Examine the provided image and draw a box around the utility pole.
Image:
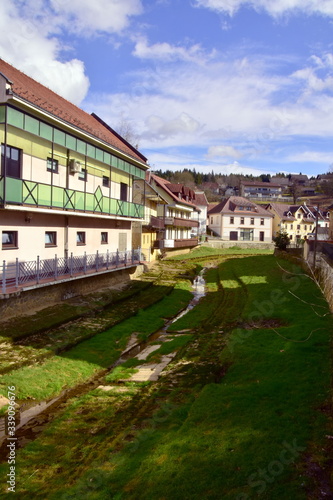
[313,203,319,269]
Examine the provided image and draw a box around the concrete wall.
[0,265,144,321]
[204,240,275,250]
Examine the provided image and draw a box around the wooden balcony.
[164,217,199,228]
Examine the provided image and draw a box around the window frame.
[46,157,59,174]
[2,230,18,249]
[240,217,245,225]
[45,231,57,247]
[76,231,86,245]
[102,175,110,188]
[78,168,87,182]
[101,231,108,244]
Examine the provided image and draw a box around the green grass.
[1,254,331,499]
[0,287,193,401]
[168,245,273,260]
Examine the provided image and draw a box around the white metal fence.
[1,248,142,294]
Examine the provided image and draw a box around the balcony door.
[1,144,21,178]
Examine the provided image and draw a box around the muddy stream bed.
[0,271,206,459]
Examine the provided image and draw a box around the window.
[240,229,254,241]
[2,231,18,249]
[1,144,21,178]
[260,218,264,226]
[120,182,128,201]
[304,225,307,231]
[76,231,86,245]
[45,231,57,246]
[210,217,213,224]
[297,213,301,219]
[102,176,110,187]
[101,232,108,244]
[78,168,87,181]
[250,217,254,225]
[297,225,300,230]
[47,157,58,173]
[230,217,234,224]
[290,224,293,229]
[240,217,244,224]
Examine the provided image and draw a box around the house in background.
[240,181,283,199]
[0,59,148,287]
[148,174,200,253]
[132,175,167,262]
[207,196,273,242]
[266,203,315,243]
[192,190,208,237]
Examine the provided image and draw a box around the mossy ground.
[0,250,332,499]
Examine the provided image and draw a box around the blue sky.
[1,1,333,178]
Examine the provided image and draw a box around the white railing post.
[36,256,40,283]
[84,252,87,274]
[96,250,99,272]
[70,252,73,277]
[15,258,19,288]
[2,260,6,294]
[54,254,58,280]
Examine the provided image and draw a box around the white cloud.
[0,3,89,104]
[194,0,333,18]
[143,113,202,139]
[287,151,333,163]
[207,145,243,159]
[0,0,144,104]
[49,0,143,35]
[132,37,216,63]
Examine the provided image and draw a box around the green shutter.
[24,115,40,135]
[7,107,24,128]
[40,122,53,141]
[54,129,66,146]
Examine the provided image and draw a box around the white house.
[207,196,273,242]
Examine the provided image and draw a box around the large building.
[0,59,149,290]
[148,174,199,253]
[207,196,273,242]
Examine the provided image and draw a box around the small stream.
[0,270,206,455]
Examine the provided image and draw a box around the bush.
[273,230,291,250]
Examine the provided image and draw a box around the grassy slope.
[1,253,331,499]
[58,254,331,500]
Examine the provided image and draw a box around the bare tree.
[116,118,140,150]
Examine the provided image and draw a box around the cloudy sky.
[2,0,333,177]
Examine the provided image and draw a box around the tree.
[289,181,302,204]
[116,118,140,149]
[273,230,291,250]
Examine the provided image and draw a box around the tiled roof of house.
[241,181,282,188]
[194,191,209,206]
[150,174,198,209]
[208,196,272,216]
[267,203,297,221]
[0,58,147,164]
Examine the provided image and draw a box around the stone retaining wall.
[0,265,144,321]
[204,240,275,250]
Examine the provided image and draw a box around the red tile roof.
[0,58,147,164]
[150,174,198,209]
[208,196,273,216]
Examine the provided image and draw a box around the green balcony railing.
[0,177,144,218]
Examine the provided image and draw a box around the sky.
[1,1,333,178]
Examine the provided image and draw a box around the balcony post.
[124,250,127,267]
[96,250,99,272]
[106,249,109,270]
[84,252,87,274]
[2,260,6,294]
[116,249,119,268]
